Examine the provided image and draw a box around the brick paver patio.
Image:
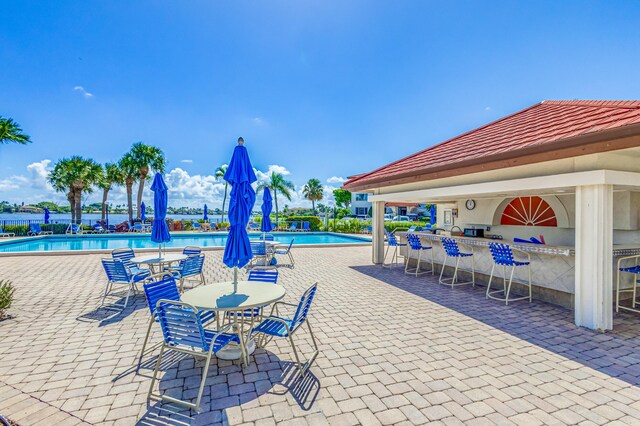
[2,246,640,425]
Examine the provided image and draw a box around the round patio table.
[131,253,187,273]
[181,281,286,363]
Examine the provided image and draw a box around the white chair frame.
[404,235,434,276]
[438,241,475,288]
[616,254,640,313]
[486,248,532,305]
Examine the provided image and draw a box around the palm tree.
[214,165,229,223]
[0,117,31,144]
[303,178,324,214]
[128,142,166,220]
[49,156,102,224]
[99,163,125,224]
[257,172,295,226]
[118,153,138,223]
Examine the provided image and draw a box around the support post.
[575,184,613,331]
[372,201,385,264]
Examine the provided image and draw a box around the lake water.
[0,213,223,224]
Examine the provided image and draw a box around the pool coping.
[0,232,371,257]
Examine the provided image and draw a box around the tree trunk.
[126,178,134,223]
[274,189,279,227]
[101,188,109,224]
[136,170,147,220]
[67,190,75,224]
[73,188,83,225]
[312,200,316,215]
[222,182,228,223]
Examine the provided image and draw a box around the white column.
[372,201,385,264]
[575,184,613,331]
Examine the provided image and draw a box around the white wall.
[435,190,640,246]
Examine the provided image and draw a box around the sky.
[1,0,640,209]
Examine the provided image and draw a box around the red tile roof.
[344,100,640,190]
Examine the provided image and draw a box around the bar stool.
[486,243,532,305]
[383,231,407,268]
[439,237,475,288]
[616,254,640,313]
[405,234,434,276]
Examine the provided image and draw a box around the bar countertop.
[397,231,640,257]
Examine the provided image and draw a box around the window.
[500,196,557,227]
[356,207,368,216]
[355,193,368,202]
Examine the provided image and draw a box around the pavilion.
[344,100,640,331]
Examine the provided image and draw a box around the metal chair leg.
[137,315,156,370]
[439,255,448,284]
[451,257,460,288]
[486,264,496,299]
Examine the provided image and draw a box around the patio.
[2,246,640,425]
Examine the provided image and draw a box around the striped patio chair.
[101,258,151,309]
[486,243,532,305]
[251,283,319,376]
[172,254,205,292]
[404,233,434,276]
[148,300,241,411]
[137,273,215,369]
[383,231,406,268]
[439,237,475,288]
[275,239,295,268]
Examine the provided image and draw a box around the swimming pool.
[0,232,371,253]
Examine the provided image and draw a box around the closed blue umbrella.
[203,204,208,221]
[260,187,273,233]
[151,174,171,258]
[44,208,50,224]
[140,202,146,222]
[223,138,257,291]
[430,204,436,227]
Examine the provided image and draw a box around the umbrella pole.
[158,244,162,259]
[233,267,238,293]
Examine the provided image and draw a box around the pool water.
[0,232,370,253]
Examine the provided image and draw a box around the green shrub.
[286,216,323,231]
[218,222,230,230]
[385,221,430,233]
[182,221,193,231]
[0,280,15,319]
[2,224,28,236]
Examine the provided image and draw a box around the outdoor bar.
[344,101,640,331]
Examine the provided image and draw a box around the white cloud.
[327,176,346,184]
[180,159,193,163]
[252,117,266,126]
[485,106,492,111]
[0,160,342,209]
[73,86,94,98]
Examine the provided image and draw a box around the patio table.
[181,281,286,364]
[131,253,187,273]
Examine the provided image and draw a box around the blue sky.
[1,1,640,207]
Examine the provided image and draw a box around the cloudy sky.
[2,1,640,208]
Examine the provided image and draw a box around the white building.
[350,192,371,217]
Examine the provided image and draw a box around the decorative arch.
[500,196,557,227]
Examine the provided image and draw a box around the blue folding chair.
[486,243,532,305]
[383,231,406,268]
[112,248,147,276]
[260,234,275,241]
[275,239,295,268]
[227,268,280,321]
[101,258,151,309]
[192,221,202,231]
[148,300,241,411]
[183,246,202,257]
[301,221,311,232]
[404,233,434,276]
[251,283,319,376]
[439,238,475,288]
[249,240,268,267]
[171,254,205,292]
[0,226,15,238]
[288,222,298,232]
[616,257,640,313]
[138,274,215,369]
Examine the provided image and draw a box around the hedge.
[285,216,323,231]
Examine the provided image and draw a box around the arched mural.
[500,196,558,227]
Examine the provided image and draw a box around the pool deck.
[2,246,640,425]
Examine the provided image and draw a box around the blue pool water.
[0,232,370,253]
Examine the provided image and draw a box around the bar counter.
[395,231,640,307]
